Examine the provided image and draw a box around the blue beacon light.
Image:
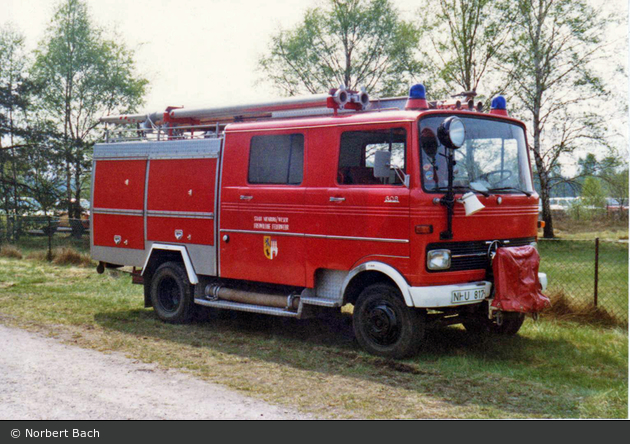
[490,95,508,116]
[405,83,428,110]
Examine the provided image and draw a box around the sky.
[2,0,628,163]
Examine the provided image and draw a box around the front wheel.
[150,261,196,323]
[493,312,526,335]
[463,308,525,336]
[353,283,425,359]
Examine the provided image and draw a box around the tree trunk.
[71,162,84,239]
[540,179,554,238]
[530,10,554,239]
[532,124,555,238]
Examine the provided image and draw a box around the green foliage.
[20,122,66,215]
[605,168,629,200]
[420,0,510,99]
[503,0,613,238]
[568,177,607,221]
[567,198,586,221]
[599,156,629,217]
[581,177,607,215]
[258,0,425,96]
[578,153,599,177]
[32,0,147,139]
[0,24,34,235]
[572,153,628,220]
[30,0,147,222]
[0,25,30,122]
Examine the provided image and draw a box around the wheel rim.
[363,300,401,346]
[156,276,181,313]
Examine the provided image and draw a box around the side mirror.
[437,116,466,149]
[373,150,391,178]
[421,128,439,159]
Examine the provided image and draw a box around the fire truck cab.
[92,84,548,358]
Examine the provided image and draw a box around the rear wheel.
[353,283,425,359]
[150,261,195,323]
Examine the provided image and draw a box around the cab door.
[219,131,307,287]
[306,124,412,274]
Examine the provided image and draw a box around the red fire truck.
[92,84,549,358]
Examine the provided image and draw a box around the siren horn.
[332,85,350,108]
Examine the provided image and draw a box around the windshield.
[419,116,533,194]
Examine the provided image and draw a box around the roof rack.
[99,88,410,144]
[98,82,510,144]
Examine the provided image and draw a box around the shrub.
[545,290,621,326]
[0,245,23,259]
[26,250,55,262]
[51,247,93,267]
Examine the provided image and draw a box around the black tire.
[150,261,196,323]
[463,309,525,336]
[353,283,425,359]
[493,312,526,335]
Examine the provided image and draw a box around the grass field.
[0,256,627,419]
[4,230,628,324]
[3,231,627,325]
[546,216,629,241]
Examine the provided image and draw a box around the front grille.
[426,237,535,272]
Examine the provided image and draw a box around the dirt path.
[0,324,308,420]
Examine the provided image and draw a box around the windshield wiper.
[434,185,490,197]
[487,186,532,197]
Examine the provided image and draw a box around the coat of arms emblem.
[263,236,278,260]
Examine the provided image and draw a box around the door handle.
[329,197,346,202]
[240,195,253,201]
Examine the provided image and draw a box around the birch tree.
[504,0,613,238]
[32,0,147,235]
[259,0,424,96]
[421,0,511,98]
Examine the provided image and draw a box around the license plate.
[451,288,486,304]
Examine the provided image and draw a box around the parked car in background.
[549,197,577,211]
[605,197,628,210]
[605,197,629,217]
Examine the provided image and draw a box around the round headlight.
[449,118,465,147]
[438,116,466,149]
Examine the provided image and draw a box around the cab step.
[300,296,341,308]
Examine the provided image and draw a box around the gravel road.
[0,324,308,420]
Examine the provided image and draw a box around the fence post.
[594,237,599,307]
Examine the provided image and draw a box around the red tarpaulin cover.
[491,245,551,313]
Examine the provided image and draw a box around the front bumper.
[409,280,492,308]
[408,272,548,308]
[538,272,548,292]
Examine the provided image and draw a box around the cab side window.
[337,128,406,185]
[248,134,304,185]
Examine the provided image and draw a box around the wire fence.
[538,238,628,326]
[0,215,90,259]
[0,215,627,326]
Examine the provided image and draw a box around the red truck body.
[91,85,548,358]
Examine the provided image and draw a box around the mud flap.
[491,245,550,313]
